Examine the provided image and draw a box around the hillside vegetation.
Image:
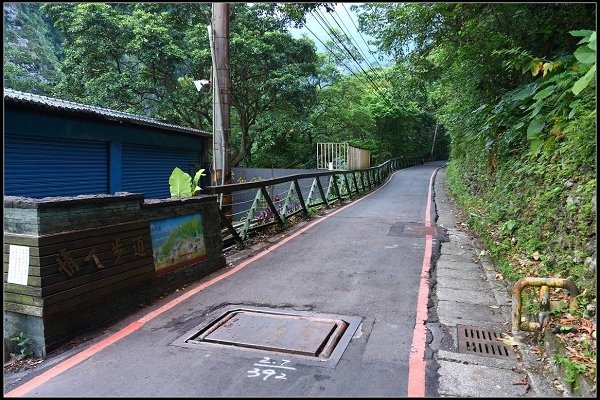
[357,3,596,388]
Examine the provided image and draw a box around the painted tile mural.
[150,213,206,273]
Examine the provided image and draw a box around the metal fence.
[206,156,425,250]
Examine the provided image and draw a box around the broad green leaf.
[533,85,556,100]
[529,138,544,156]
[574,46,595,64]
[570,29,594,39]
[192,169,206,188]
[528,101,543,118]
[169,167,192,197]
[588,31,596,51]
[568,108,576,119]
[527,114,545,139]
[572,64,596,95]
[513,84,538,101]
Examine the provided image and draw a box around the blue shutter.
[4,135,109,197]
[121,144,202,199]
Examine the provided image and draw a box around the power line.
[328,7,387,84]
[341,4,386,71]
[302,22,373,88]
[329,8,376,71]
[311,9,392,106]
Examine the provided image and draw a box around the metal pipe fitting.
[511,277,579,332]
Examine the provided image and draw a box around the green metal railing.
[205,156,425,249]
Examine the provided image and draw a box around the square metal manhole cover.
[457,324,515,359]
[173,306,362,367]
[388,222,438,238]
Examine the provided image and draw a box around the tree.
[42,2,214,129]
[228,4,319,166]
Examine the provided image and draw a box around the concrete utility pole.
[210,3,232,212]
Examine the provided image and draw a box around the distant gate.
[316,143,371,170]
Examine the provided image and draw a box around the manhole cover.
[388,222,438,237]
[457,324,515,359]
[173,306,362,367]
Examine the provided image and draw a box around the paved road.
[5,161,445,397]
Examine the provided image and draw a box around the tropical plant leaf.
[527,114,545,138]
[570,29,594,39]
[533,85,556,100]
[574,46,595,64]
[192,169,206,188]
[572,64,596,95]
[169,167,192,197]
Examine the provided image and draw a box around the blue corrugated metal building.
[4,89,212,199]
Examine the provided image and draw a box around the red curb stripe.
[6,169,403,397]
[407,167,441,397]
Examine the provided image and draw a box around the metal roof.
[3,88,211,138]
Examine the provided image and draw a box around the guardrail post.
[260,187,284,227]
[352,172,360,195]
[344,173,353,199]
[218,207,244,249]
[293,179,309,218]
[315,177,329,208]
[240,189,263,240]
[332,174,343,202]
[360,171,366,192]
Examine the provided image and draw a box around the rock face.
[3,3,63,94]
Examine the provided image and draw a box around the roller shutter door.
[121,144,202,199]
[4,135,109,198]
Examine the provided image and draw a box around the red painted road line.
[6,169,406,397]
[407,167,442,397]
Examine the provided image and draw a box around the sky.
[287,3,392,71]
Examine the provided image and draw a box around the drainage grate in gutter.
[456,324,515,359]
[172,306,362,367]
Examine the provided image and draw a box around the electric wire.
[302,22,375,90]
[328,7,389,89]
[341,4,386,71]
[312,8,385,97]
[329,7,384,79]
[311,9,392,106]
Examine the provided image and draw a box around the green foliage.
[10,332,31,358]
[169,167,205,197]
[3,3,64,94]
[555,355,588,385]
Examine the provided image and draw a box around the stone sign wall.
[3,193,226,357]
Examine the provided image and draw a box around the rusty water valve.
[511,277,579,332]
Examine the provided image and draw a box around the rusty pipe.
[511,277,579,332]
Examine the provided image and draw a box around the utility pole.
[210,3,232,213]
[430,122,439,161]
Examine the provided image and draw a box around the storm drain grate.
[456,324,515,359]
[172,306,362,366]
